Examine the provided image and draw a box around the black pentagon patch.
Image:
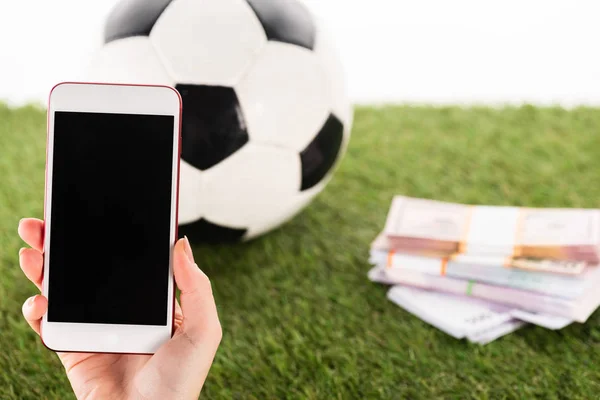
[246,0,316,50]
[179,218,247,243]
[300,114,344,191]
[176,85,249,171]
[104,0,174,43]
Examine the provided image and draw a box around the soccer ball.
[86,0,352,242]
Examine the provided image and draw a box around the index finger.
[18,218,44,252]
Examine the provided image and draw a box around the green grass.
[2,103,600,399]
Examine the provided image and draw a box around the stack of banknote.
[369,196,600,344]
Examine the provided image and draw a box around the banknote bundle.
[369,196,600,344]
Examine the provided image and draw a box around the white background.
[1,0,599,106]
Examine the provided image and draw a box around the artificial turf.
[2,103,600,399]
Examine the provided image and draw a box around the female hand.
[18,218,222,400]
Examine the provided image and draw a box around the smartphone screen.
[47,111,175,326]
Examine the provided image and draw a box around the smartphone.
[42,83,182,354]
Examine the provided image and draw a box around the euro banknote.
[383,196,600,264]
[371,234,595,298]
[386,286,527,344]
[370,265,600,322]
[510,309,572,330]
[370,267,572,329]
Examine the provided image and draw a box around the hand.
[17,218,222,400]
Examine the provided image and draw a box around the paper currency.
[369,195,599,344]
[468,320,526,345]
[386,286,526,344]
[383,196,600,264]
[369,265,598,322]
[509,310,572,330]
[374,270,573,330]
[370,241,594,299]
[510,258,586,274]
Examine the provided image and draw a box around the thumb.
[173,237,222,344]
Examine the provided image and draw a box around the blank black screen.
[48,111,174,326]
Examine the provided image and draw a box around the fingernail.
[27,296,36,307]
[183,236,195,264]
[19,247,26,256]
